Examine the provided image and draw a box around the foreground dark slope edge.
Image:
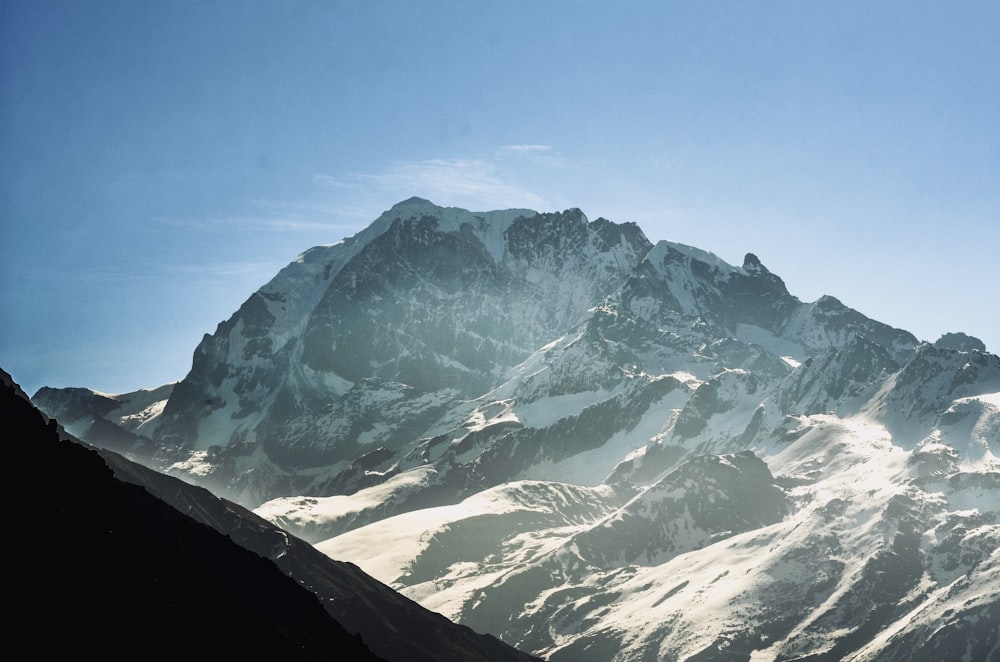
[26,199,1000,660]
[3,368,540,662]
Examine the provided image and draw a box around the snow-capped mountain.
[32,381,173,456]
[34,198,999,661]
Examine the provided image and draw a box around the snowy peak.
[625,240,799,336]
[376,196,540,264]
[145,200,656,502]
[934,331,987,353]
[881,342,1000,456]
[297,203,651,393]
[778,334,900,417]
[31,382,173,457]
[741,251,765,272]
[389,195,437,212]
[573,451,787,567]
[775,294,918,364]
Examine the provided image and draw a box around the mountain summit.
[34,199,999,661]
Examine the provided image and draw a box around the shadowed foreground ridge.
[6,370,381,659]
[5,367,540,662]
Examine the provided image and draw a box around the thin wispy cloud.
[312,174,362,190]
[498,144,553,154]
[495,143,569,170]
[369,158,548,209]
[315,155,552,212]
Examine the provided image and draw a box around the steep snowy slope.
[317,415,997,661]
[31,382,174,460]
[139,198,652,504]
[623,244,917,363]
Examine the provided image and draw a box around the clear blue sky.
[2,0,998,396]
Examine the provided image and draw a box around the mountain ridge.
[30,198,999,661]
[8,367,540,662]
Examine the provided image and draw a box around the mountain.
[32,381,173,456]
[6,369,381,659]
[33,198,1000,661]
[7,368,539,662]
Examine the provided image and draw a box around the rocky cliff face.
[130,198,652,503]
[33,198,999,661]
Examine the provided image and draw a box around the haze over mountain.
[33,199,999,661]
[4,2,998,397]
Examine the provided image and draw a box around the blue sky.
[2,0,998,395]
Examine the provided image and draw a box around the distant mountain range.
[32,198,999,660]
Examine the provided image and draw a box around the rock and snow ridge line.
[29,197,1000,662]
